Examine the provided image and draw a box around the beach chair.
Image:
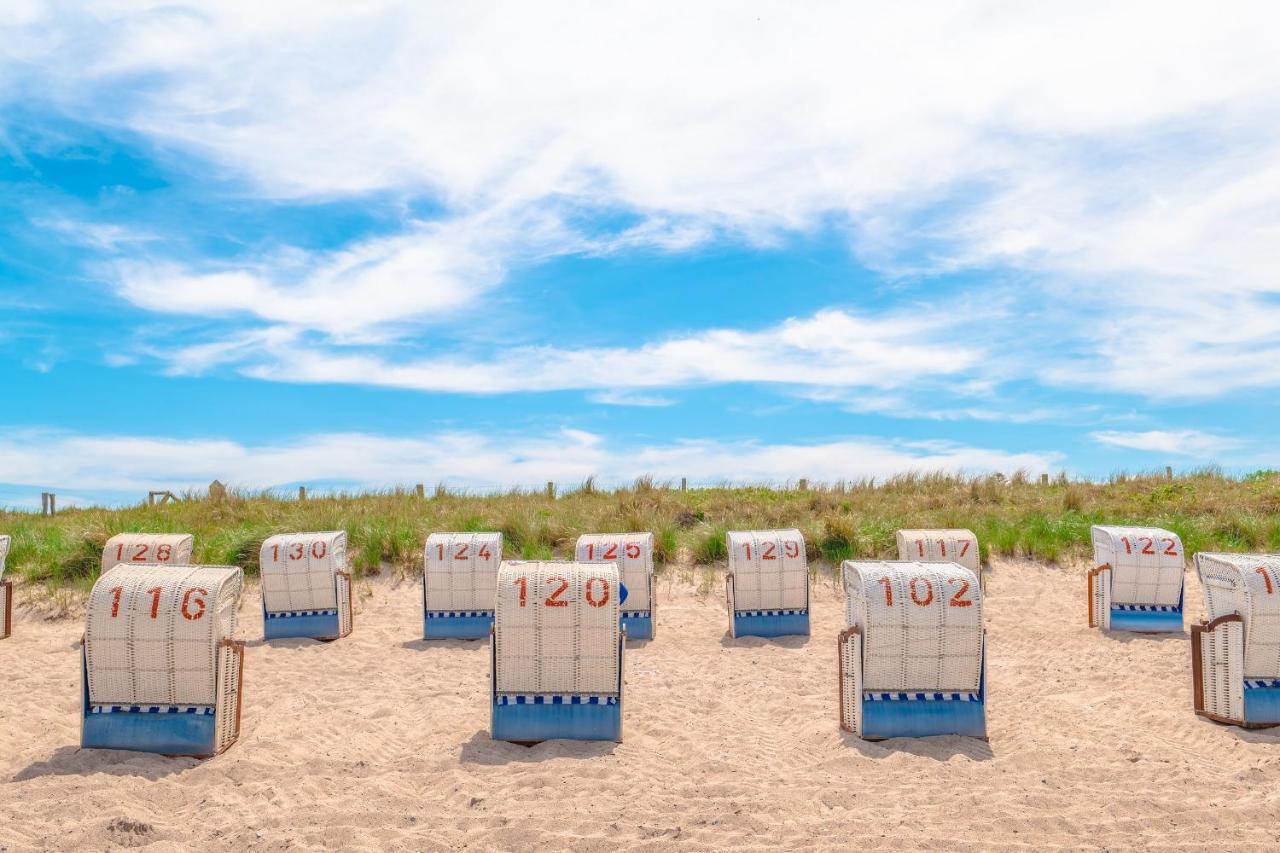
[259,531,352,641]
[81,564,245,757]
[0,534,10,640]
[101,533,194,573]
[1088,525,1184,633]
[725,529,809,638]
[1192,553,1280,728]
[575,532,656,640]
[423,532,503,639]
[896,528,981,588]
[838,560,987,739]
[491,561,623,743]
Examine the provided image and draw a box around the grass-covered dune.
[3,470,1280,592]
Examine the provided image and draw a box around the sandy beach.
[3,558,1280,851]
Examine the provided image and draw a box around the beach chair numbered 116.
[491,561,624,743]
[725,529,810,638]
[423,532,503,639]
[1192,553,1280,728]
[260,531,352,641]
[575,532,656,640]
[0,534,10,640]
[839,560,987,740]
[101,533,194,573]
[81,564,245,757]
[1088,525,1185,633]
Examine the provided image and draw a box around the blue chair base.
[1109,607,1182,633]
[423,612,494,640]
[621,612,653,641]
[264,610,341,641]
[861,696,987,739]
[82,709,218,757]
[491,699,621,743]
[1244,683,1280,726]
[732,610,809,638]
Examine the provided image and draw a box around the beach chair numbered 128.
[81,564,245,757]
[423,532,503,639]
[101,533,194,573]
[725,529,810,638]
[260,531,352,641]
[1088,525,1185,633]
[575,532,656,640]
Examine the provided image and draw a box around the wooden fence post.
[299,486,307,501]
[798,478,808,491]
[546,481,556,499]
[680,477,687,492]
[415,483,425,498]
[1166,466,1173,480]
[1040,473,1049,485]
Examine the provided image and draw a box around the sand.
[3,558,1280,851]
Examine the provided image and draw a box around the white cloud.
[1091,429,1241,457]
[588,390,676,408]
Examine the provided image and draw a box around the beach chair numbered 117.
[101,533,194,573]
[1088,526,1185,633]
[423,532,503,639]
[491,561,624,743]
[575,532,656,640]
[896,528,982,589]
[839,560,987,740]
[260,531,352,641]
[81,564,245,757]
[725,529,810,638]
[1192,553,1280,728]
[0,534,10,640]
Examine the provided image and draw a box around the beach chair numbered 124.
[1088,525,1185,633]
[260,531,352,641]
[0,534,10,640]
[81,564,245,757]
[725,529,810,638]
[423,532,503,639]
[839,560,987,740]
[101,533,194,573]
[575,532,656,640]
[491,561,624,743]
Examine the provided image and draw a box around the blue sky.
[2,2,1279,508]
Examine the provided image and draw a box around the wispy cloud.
[1091,429,1241,457]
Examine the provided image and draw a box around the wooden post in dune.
[415,483,425,498]
[1040,473,1049,485]
[1166,466,1173,480]
[41,492,55,516]
[680,477,687,492]
[798,478,808,491]
[546,481,556,499]
[299,486,307,501]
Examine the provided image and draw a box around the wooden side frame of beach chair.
[1191,613,1246,727]
[0,580,11,640]
[1087,563,1111,629]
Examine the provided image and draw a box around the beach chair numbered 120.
[260,531,352,641]
[839,560,987,740]
[1192,553,1280,728]
[896,528,982,588]
[423,532,503,639]
[101,533,194,573]
[491,561,623,743]
[575,532,656,640]
[81,564,245,757]
[1088,525,1185,633]
[0,534,10,640]
[725,529,810,638]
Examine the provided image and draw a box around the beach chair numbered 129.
[260,531,352,641]
[81,564,245,757]
[575,532,656,640]
[839,560,987,740]
[1088,526,1185,633]
[725,529,810,638]
[423,532,503,639]
[491,561,624,743]
[0,534,10,640]
[101,533,194,573]
[1192,553,1280,728]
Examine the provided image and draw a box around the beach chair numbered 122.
[1088,525,1185,633]
[260,531,352,641]
[575,532,656,640]
[725,529,810,638]
[423,532,503,639]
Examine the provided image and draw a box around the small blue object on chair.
[730,609,810,639]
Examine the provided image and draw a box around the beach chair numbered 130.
[725,529,810,638]
[260,531,352,641]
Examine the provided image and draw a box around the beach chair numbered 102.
[101,533,194,573]
[260,531,352,641]
[423,532,503,639]
[1192,553,1280,728]
[491,561,624,743]
[81,564,245,757]
[0,534,10,640]
[725,529,810,638]
[1088,525,1185,633]
[838,560,987,740]
[575,532,656,640]
[896,528,982,589]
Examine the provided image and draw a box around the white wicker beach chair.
[423,532,503,639]
[0,534,10,640]
[896,529,981,587]
[1192,553,1280,728]
[101,533,194,573]
[1088,525,1185,633]
[259,531,351,641]
[82,564,245,757]
[838,560,987,739]
[575,532,656,640]
[491,560,623,743]
[725,529,809,638]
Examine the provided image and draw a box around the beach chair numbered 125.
[725,529,810,638]
[575,532,656,640]
[260,531,352,641]
[839,560,987,740]
[1192,553,1280,728]
[101,533,194,573]
[423,532,503,639]
[1088,525,1185,633]
[81,564,245,757]
[0,534,10,640]
[491,561,624,743]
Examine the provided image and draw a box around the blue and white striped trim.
[864,692,980,702]
[495,694,619,706]
[621,610,652,618]
[1113,604,1180,612]
[90,704,215,715]
[1245,679,1280,689]
[734,609,808,617]
[425,610,494,619]
[266,609,338,618]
